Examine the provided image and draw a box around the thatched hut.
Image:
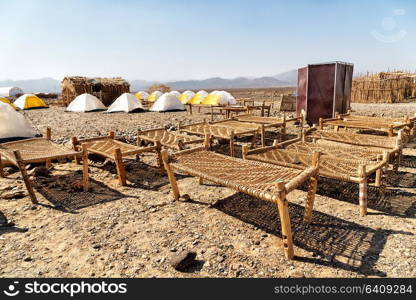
[61,76,130,106]
[351,72,416,103]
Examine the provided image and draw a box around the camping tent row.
[66,92,185,113]
[141,90,236,106]
[181,90,236,105]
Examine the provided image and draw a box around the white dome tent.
[222,91,236,104]
[150,93,185,112]
[107,93,144,113]
[169,90,181,97]
[0,86,24,97]
[179,90,195,104]
[0,102,36,141]
[66,93,106,112]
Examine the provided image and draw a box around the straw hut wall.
[351,72,416,103]
[61,76,130,106]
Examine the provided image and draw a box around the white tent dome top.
[66,93,106,112]
[107,93,144,113]
[169,90,181,97]
[150,93,185,112]
[196,90,208,96]
[0,102,36,140]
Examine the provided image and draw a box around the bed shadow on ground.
[305,178,416,217]
[33,176,125,212]
[212,193,412,276]
[400,155,416,168]
[93,159,188,191]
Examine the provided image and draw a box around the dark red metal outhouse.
[296,61,354,124]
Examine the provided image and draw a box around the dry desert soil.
[1,102,415,278]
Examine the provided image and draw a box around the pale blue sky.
[0,0,415,81]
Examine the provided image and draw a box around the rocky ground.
[0,103,415,278]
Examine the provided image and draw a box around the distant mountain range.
[0,70,298,93]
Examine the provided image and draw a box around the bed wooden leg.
[388,125,394,137]
[82,144,89,192]
[198,177,203,185]
[71,137,81,164]
[394,150,402,172]
[261,124,265,147]
[13,150,38,204]
[359,165,367,216]
[161,150,180,201]
[375,154,382,187]
[303,175,317,224]
[276,181,294,260]
[281,124,287,142]
[0,153,4,178]
[114,148,127,186]
[45,127,52,168]
[154,141,164,173]
[230,131,235,157]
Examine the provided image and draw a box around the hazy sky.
[0,0,415,81]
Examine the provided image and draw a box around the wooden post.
[189,104,193,115]
[260,124,265,147]
[161,150,180,201]
[229,131,235,157]
[136,136,142,147]
[13,150,38,204]
[109,131,115,139]
[359,165,367,216]
[375,154,383,187]
[46,127,51,140]
[114,148,127,186]
[155,141,164,173]
[241,145,248,160]
[210,106,214,122]
[204,134,212,150]
[281,123,286,142]
[45,127,52,168]
[82,144,89,192]
[0,153,4,177]
[303,151,320,224]
[319,118,323,130]
[275,180,294,260]
[387,125,394,137]
[71,137,81,164]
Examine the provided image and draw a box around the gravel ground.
[0,103,415,278]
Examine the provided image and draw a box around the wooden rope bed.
[306,128,404,171]
[319,112,415,137]
[0,128,89,204]
[72,131,162,186]
[137,128,204,150]
[243,140,390,216]
[161,145,320,259]
[178,120,262,157]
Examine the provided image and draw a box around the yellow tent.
[134,91,149,101]
[0,97,17,110]
[14,94,48,110]
[188,90,208,104]
[201,93,221,105]
[147,91,162,102]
